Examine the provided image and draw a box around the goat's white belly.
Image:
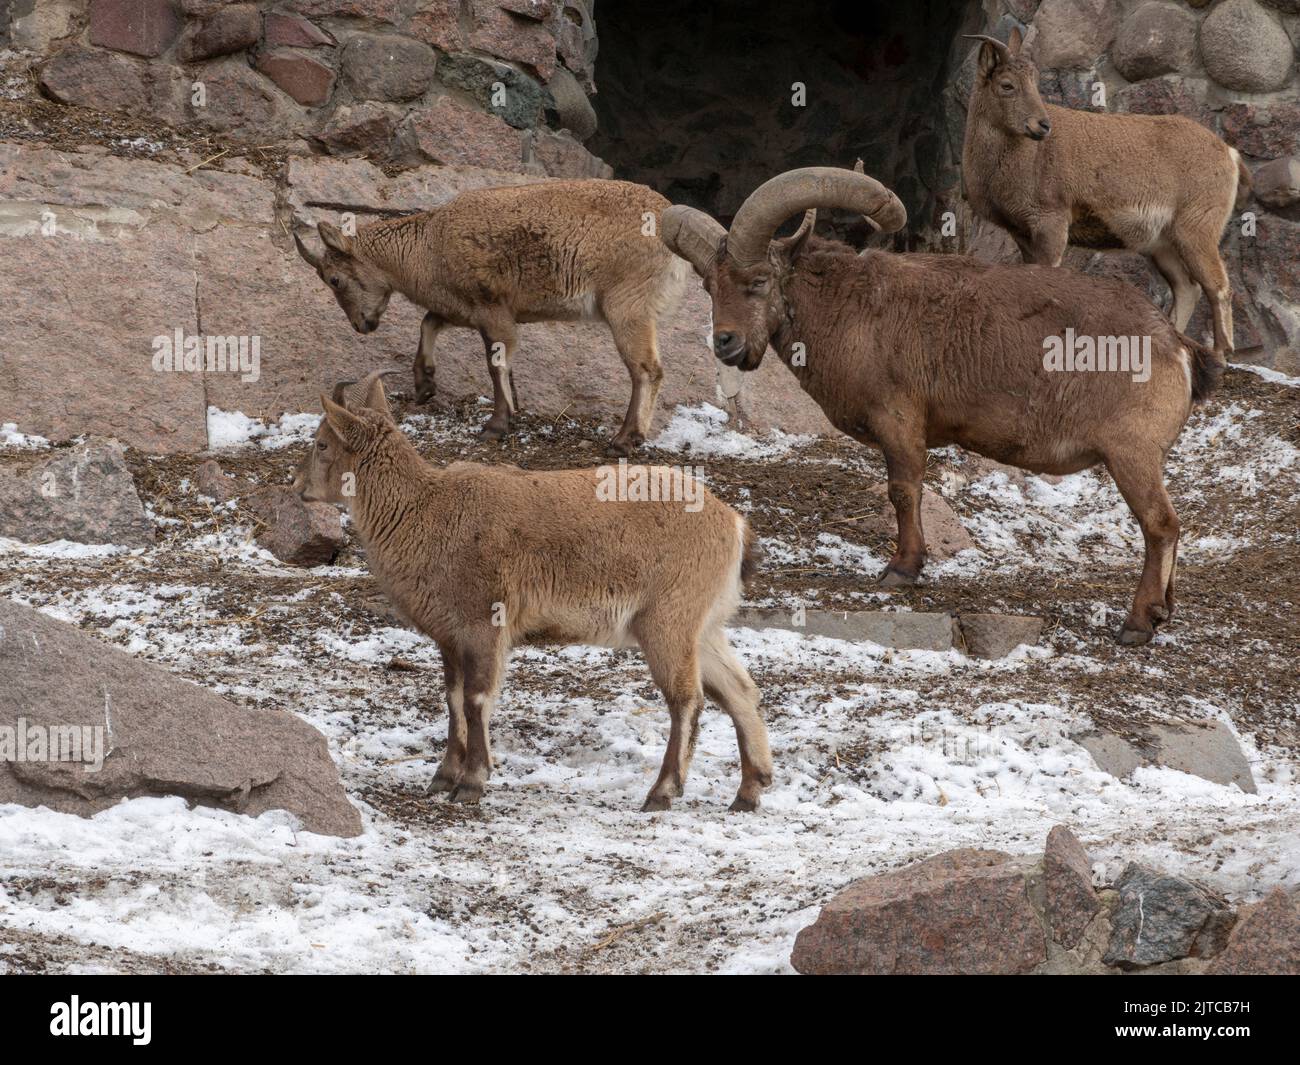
[1105,203,1174,252]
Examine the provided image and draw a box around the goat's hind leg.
[636,621,704,812]
[1105,452,1180,646]
[604,307,663,457]
[877,438,928,588]
[447,632,507,804]
[413,311,444,404]
[699,626,771,812]
[426,643,467,794]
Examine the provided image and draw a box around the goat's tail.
[1231,148,1251,211]
[739,517,763,592]
[1181,332,1224,404]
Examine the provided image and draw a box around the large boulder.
[246,485,345,566]
[1199,0,1295,94]
[1112,2,1197,82]
[0,439,154,547]
[791,849,1047,974]
[0,599,361,838]
[1027,0,1118,71]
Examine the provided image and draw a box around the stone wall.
[936,0,1300,369]
[14,0,608,177]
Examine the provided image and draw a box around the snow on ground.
[1,382,1298,973]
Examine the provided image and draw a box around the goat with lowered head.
[961,28,1248,358]
[293,371,772,812]
[294,179,688,455]
[661,166,1221,645]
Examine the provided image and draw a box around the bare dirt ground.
[0,367,1297,974]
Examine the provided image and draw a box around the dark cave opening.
[588,0,977,244]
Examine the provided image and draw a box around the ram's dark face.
[703,248,788,372]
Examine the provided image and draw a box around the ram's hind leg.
[876,432,929,588]
[426,643,466,794]
[1105,452,1180,646]
[413,311,444,404]
[1149,245,1200,332]
[699,627,771,812]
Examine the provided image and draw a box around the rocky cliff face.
[0,1,1296,453]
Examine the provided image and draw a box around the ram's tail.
[739,519,762,592]
[1231,148,1251,211]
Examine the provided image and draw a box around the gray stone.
[732,608,957,650]
[792,849,1047,975]
[339,33,438,102]
[1112,2,1197,82]
[314,102,404,158]
[1075,720,1257,793]
[1199,0,1295,94]
[404,94,525,171]
[245,485,345,566]
[0,440,153,547]
[0,598,361,837]
[39,48,188,124]
[437,53,546,131]
[195,459,245,502]
[1028,0,1119,70]
[89,0,182,58]
[1044,825,1099,948]
[176,4,262,62]
[1254,156,1300,210]
[959,614,1044,658]
[254,50,336,108]
[1103,863,1230,967]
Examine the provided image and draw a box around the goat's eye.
[329,276,340,289]
[1000,82,1016,93]
[317,440,328,452]
[748,279,769,295]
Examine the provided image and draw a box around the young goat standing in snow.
[293,371,772,812]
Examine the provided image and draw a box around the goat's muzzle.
[713,331,747,366]
[1026,118,1051,141]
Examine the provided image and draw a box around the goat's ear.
[321,393,366,449]
[977,41,1000,78]
[363,374,394,423]
[777,209,816,263]
[318,221,354,257]
[1007,26,1023,55]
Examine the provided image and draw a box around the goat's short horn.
[331,379,357,406]
[293,228,322,269]
[962,34,1012,60]
[727,167,907,267]
[659,205,727,277]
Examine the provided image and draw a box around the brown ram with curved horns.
[662,166,1222,646]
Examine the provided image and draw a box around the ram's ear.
[321,393,366,449]
[978,40,1000,78]
[1008,26,1023,56]
[362,372,395,424]
[778,209,816,263]
[318,221,354,257]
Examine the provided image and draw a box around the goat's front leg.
[478,317,519,441]
[426,643,466,794]
[605,307,662,456]
[412,312,444,404]
[449,634,507,804]
[1026,215,1068,267]
[878,440,928,588]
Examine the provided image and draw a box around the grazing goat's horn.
[962,34,1012,62]
[331,379,356,406]
[659,205,727,277]
[727,167,907,267]
[293,228,322,269]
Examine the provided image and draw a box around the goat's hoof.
[479,424,508,442]
[425,774,456,795]
[449,782,484,804]
[606,436,641,457]
[728,795,760,813]
[640,794,672,813]
[878,567,917,589]
[1117,624,1153,646]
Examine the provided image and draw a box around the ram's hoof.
[878,567,917,589]
[1117,625,1153,646]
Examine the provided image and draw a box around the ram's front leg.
[876,433,929,588]
[478,314,520,441]
[411,312,444,404]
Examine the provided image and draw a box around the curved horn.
[293,228,322,269]
[962,33,1012,62]
[659,205,727,277]
[331,379,356,406]
[727,167,907,266]
[331,369,399,409]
